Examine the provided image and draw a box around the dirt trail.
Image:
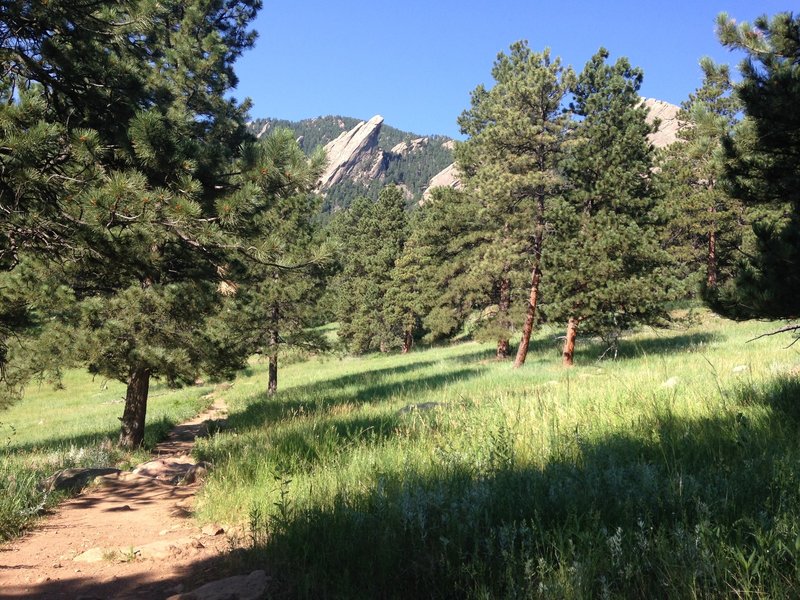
[0,396,243,599]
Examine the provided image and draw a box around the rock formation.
[391,137,429,156]
[318,115,385,190]
[422,163,462,201]
[641,97,682,148]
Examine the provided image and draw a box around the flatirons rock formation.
[642,97,682,148]
[318,115,385,190]
[422,163,462,201]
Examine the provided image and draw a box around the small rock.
[201,523,225,536]
[73,548,106,563]
[191,539,205,549]
[36,576,50,584]
[51,562,61,568]
[166,570,268,600]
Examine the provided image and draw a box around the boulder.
[39,467,122,493]
[132,458,211,485]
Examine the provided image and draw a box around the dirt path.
[0,396,244,599]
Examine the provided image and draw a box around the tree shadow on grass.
[578,331,721,363]
[227,365,486,433]
[3,414,177,455]
[238,375,800,599]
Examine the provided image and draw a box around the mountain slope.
[248,115,454,210]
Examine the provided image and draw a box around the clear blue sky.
[232,1,786,138]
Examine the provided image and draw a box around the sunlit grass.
[192,309,800,598]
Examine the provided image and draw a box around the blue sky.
[233,1,784,138]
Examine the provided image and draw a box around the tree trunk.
[513,195,546,369]
[267,302,279,395]
[119,366,151,448]
[513,266,542,368]
[562,317,578,367]
[706,206,718,289]
[496,276,511,359]
[401,327,413,354]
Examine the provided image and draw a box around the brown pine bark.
[496,276,511,359]
[513,267,541,368]
[513,195,545,369]
[562,317,578,367]
[119,366,151,448]
[401,328,413,354]
[267,302,279,395]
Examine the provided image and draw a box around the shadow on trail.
[0,548,257,600]
[240,374,800,599]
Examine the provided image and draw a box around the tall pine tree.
[543,49,674,365]
[330,186,408,353]
[1,0,261,447]
[708,12,800,321]
[221,129,327,395]
[657,58,742,295]
[457,42,574,366]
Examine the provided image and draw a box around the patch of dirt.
[0,397,249,599]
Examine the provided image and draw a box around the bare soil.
[0,397,247,599]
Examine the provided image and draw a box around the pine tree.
[1,0,262,447]
[456,41,574,365]
[221,129,327,395]
[330,186,408,353]
[707,12,800,321]
[656,58,742,295]
[543,49,674,365]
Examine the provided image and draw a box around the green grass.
[0,373,214,541]
[192,310,800,598]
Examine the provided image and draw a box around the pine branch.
[746,324,800,345]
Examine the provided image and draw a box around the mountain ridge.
[248,98,681,211]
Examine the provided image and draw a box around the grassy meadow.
[0,372,214,540]
[4,309,800,597]
[191,310,800,598]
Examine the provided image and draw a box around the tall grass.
[194,312,800,598]
[0,373,213,540]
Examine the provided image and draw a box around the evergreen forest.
[2,3,800,598]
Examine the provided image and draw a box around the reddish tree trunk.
[562,317,578,367]
[496,276,511,359]
[513,194,545,369]
[267,303,279,395]
[119,366,151,448]
[513,266,542,368]
[401,328,413,354]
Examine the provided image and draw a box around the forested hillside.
[248,115,454,209]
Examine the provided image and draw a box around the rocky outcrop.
[391,137,428,156]
[422,163,462,201]
[642,98,682,148]
[39,467,122,493]
[318,115,385,189]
